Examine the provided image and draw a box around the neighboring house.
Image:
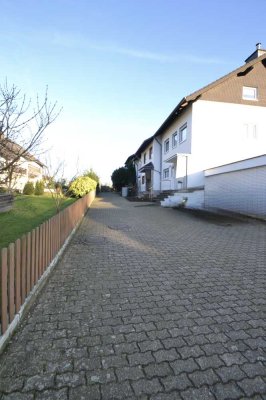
[133,136,162,196]
[0,135,44,192]
[132,44,266,207]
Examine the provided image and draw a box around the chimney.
[245,43,266,63]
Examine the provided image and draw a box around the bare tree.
[44,159,66,213]
[0,80,61,190]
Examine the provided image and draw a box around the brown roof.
[0,136,45,167]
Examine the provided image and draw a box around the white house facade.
[131,44,266,217]
[0,136,44,192]
[134,136,162,197]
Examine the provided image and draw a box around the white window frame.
[164,139,170,153]
[179,123,187,143]
[172,131,178,148]
[163,168,169,179]
[149,147,153,159]
[242,86,258,101]
[143,152,146,164]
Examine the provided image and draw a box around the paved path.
[0,193,266,400]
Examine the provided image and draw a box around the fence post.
[26,232,31,295]
[1,248,8,334]
[8,243,15,324]
[21,235,26,304]
[15,239,21,312]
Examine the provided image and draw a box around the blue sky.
[1,0,265,184]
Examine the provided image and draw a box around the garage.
[204,155,266,218]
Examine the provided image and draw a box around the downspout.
[154,137,162,192]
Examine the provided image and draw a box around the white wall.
[190,100,266,182]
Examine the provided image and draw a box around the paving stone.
[116,366,144,381]
[89,344,115,357]
[2,394,34,400]
[55,372,86,388]
[220,352,247,366]
[0,194,266,399]
[151,393,182,400]
[215,364,246,383]
[154,349,179,363]
[161,373,192,391]
[69,384,101,400]
[0,377,24,393]
[211,382,244,399]
[128,351,155,366]
[102,354,128,369]
[23,374,54,392]
[74,357,101,371]
[87,369,116,384]
[170,358,199,375]
[237,377,266,397]
[144,362,173,378]
[138,339,163,352]
[101,381,134,400]
[240,362,266,378]
[45,360,73,374]
[181,386,216,400]
[196,355,224,370]
[178,345,204,359]
[35,388,68,399]
[132,378,163,396]
[188,368,220,387]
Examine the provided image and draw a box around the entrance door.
[145,170,152,191]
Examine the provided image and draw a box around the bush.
[34,180,45,195]
[68,176,97,198]
[23,181,35,195]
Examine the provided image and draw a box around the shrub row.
[23,180,45,195]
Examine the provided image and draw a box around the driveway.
[0,193,265,399]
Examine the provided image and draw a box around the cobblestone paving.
[0,193,266,399]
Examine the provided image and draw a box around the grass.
[0,194,76,250]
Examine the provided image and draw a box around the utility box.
[121,187,128,197]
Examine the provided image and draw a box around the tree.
[111,159,136,192]
[44,159,66,213]
[83,168,100,184]
[0,80,61,191]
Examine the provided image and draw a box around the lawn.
[0,194,76,250]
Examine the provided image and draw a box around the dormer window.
[242,86,258,101]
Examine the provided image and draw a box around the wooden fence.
[0,194,14,213]
[0,191,95,336]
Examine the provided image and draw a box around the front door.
[145,170,152,191]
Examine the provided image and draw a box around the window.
[172,132,178,148]
[143,152,146,164]
[242,86,258,101]
[141,175,145,184]
[164,139,169,153]
[163,168,169,179]
[149,146,153,159]
[179,124,187,143]
[244,123,258,140]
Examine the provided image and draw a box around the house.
[0,135,44,192]
[133,136,162,197]
[132,44,266,216]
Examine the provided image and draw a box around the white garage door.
[205,166,266,217]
